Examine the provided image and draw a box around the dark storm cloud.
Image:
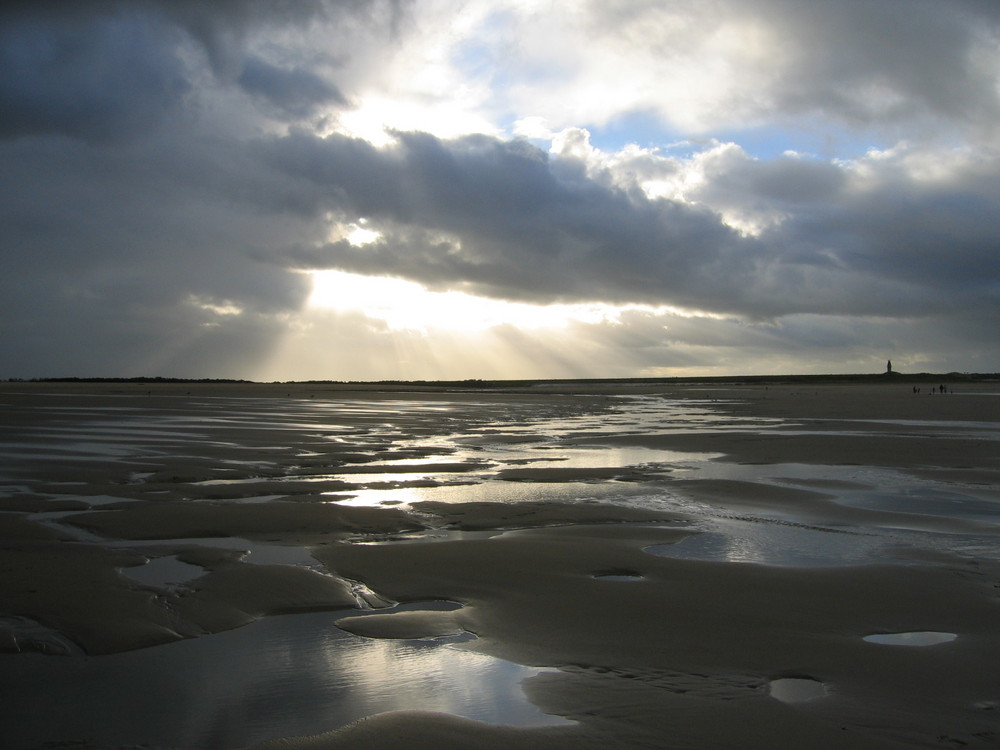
[775,172,1000,294]
[263,131,751,308]
[156,0,334,76]
[690,147,847,208]
[0,5,189,141]
[0,0,393,376]
[238,56,346,117]
[0,0,358,141]
[262,129,999,323]
[681,143,1000,316]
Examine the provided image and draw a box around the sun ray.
[303,269,683,334]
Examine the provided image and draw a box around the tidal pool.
[642,513,1000,567]
[768,677,827,703]
[643,517,885,567]
[863,631,957,646]
[0,607,568,750]
[120,554,204,589]
[834,487,1000,524]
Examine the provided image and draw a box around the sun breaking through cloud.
[2,0,999,380]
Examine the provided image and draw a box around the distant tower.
[886,359,892,374]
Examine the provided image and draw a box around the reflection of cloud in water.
[646,518,887,567]
[1,610,567,750]
[769,677,827,703]
[328,479,669,509]
[107,536,321,567]
[835,487,1000,524]
[646,511,1000,567]
[119,555,204,589]
[863,631,957,646]
[319,631,532,722]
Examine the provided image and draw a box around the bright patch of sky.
[708,125,890,161]
[306,270,650,333]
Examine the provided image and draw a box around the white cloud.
[348,0,1000,150]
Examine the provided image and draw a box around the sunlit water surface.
[769,677,828,703]
[1,607,567,750]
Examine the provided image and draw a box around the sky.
[2,0,999,381]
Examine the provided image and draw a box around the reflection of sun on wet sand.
[1,380,999,749]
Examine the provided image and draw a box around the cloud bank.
[1,0,998,379]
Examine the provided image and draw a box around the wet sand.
[1,380,998,749]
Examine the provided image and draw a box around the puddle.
[78,494,137,507]
[643,519,882,567]
[192,494,288,504]
[833,418,1000,439]
[593,574,645,582]
[768,677,827,703]
[0,609,569,750]
[863,631,957,646]
[835,488,1000,524]
[120,555,205,589]
[689,460,903,488]
[348,528,506,544]
[642,513,1000,567]
[109,536,322,568]
[348,455,477,468]
[327,478,665,509]
[494,446,715,471]
[591,568,646,583]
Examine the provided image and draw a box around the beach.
[1,380,998,749]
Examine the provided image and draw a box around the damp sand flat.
[0,380,999,750]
